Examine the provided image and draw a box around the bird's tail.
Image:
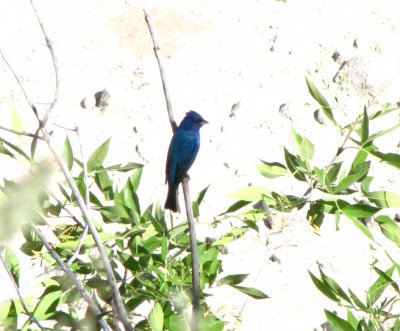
[164,185,180,213]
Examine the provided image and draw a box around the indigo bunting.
[165,111,208,212]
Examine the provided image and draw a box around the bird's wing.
[173,136,200,183]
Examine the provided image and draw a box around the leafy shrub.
[0,130,267,331]
[228,78,400,330]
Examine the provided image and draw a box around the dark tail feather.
[165,185,180,213]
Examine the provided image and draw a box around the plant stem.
[144,9,201,329]
[32,226,112,331]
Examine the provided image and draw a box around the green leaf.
[366,191,400,208]
[348,289,367,310]
[360,106,369,144]
[325,310,357,331]
[222,200,251,214]
[196,185,210,206]
[211,227,248,246]
[340,203,379,218]
[299,135,314,162]
[351,149,368,169]
[376,215,400,246]
[0,300,12,322]
[168,223,188,241]
[95,171,113,201]
[305,77,336,125]
[30,128,40,161]
[232,285,269,299]
[334,161,370,193]
[349,217,374,240]
[62,135,73,171]
[126,296,146,312]
[4,248,20,286]
[309,271,339,302]
[56,232,119,250]
[290,129,314,162]
[231,186,270,202]
[193,185,210,217]
[87,138,111,172]
[307,203,325,230]
[326,162,342,185]
[33,285,62,320]
[372,151,400,169]
[199,244,218,262]
[2,300,17,330]
[257,161,288,178]
[367,122,400,144]
[361,176,373,194]
[346,310,359,329]
[102,162,142,172]
[367,266,396,306]
[318,267,351,304]
[270,192,307,212]
[218,274,248,286]
[0,136,29,161]
[284,147,307,181]
[313,166,324,185]
[198,314,225,331]
[0,144,15,158]
[129,166,143,192]
[149,301,164,331]
[122,178,140,214]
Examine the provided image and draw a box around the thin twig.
[0,125,44,140]
[0,251,46,331]
[30,0,59,128]
[67,126,89,266]
[32,226,112,331]
[0,50,38,117]
[144,10,200,330]
[143,10,177,132]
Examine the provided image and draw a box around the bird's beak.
[200,119,209,126]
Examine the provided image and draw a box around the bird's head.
[180,110,208,129]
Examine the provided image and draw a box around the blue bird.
[165,111,208,213]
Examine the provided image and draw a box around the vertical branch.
[144,10,201,330]
[41,130,132,331]
[67,126,89,266]
[143,10,177,132]
[30,0,59,127]
[182,178,200,326]
[32,226,112,331]
[0,251,46,331]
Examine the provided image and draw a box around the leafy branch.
[1,2,131,330]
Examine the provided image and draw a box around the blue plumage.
[165,111,208,212]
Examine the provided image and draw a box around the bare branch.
[0,50,38,118]
[32,226,112,331]
[144,10,200,330]
[0,125,44,140]
[67,126,89,266]
[30,0,60,128]
[0,251,46,331]
[143,10,178,132]
[182,178,200,329]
